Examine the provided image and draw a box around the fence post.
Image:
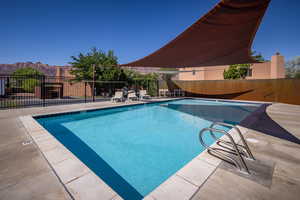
[157,80,159,97]
[92,64,95,102]
[42,75,46,107]
[84,82,87,103]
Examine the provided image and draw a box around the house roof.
[121,0,271,68]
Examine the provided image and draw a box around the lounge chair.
[159,89,169,97]
[173,89,185,97]
[111,91,123,102]
[128,92,138,101]
[140,90,151,100]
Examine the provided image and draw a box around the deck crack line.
[175,174,199,187]
[64,171,91,185]
[188,162,220,200]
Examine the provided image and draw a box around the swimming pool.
[36,99,261,200]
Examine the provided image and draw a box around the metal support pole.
[157,80,159,97]
[156,80,160,97]
[84,82,87,103]
[42,75,46,107]
[92,64,95,102]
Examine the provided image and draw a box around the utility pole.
[92,64,95,102]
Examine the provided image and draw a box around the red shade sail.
[121,0,271,68]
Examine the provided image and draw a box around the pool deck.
[0,99,299,200]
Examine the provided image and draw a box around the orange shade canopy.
[121,0,271,68]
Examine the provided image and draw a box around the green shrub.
[223,64,250,79]
[11,67,44,93]
[22,79,40,92]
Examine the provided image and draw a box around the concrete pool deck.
[0,99,299,200]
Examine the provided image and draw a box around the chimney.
[270,52,285,79]
[56,67,63,77]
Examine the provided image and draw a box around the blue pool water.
[36,99,260,200]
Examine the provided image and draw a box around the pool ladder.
[199,122,255,174]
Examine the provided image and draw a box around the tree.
[285,56,300,78]
[12,67,44,92]
[295,71,300,79]
[12,67,44,76]
[251,51,267,62]
[69,47,119,82]
[285,71,293,78]
[69,47,122,95]
[223,64,251,80]
[120,68,159,96]
[69,47,159,96]
[132,72,159,96]
[223,51,267,79]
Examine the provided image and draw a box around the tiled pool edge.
[31,98,182,119]
[19,103,250,200]
[19,115,119,200]
[143,126,248,200]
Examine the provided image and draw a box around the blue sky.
[1,0,299,65]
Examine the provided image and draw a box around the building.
[178,53,285,81]
[55,53,285,81]
[122,66,160,74]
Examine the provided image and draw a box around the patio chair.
[159,89,168,97]
[128,92,138,101]
[111,91,123,102]
[139,90,151,100]
[174,89,180,97]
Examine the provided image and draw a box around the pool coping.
[19,98,255,200]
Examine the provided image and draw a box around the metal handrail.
[199,127,250,174]
[209,122,255,160]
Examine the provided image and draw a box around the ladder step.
[199,123,255,174]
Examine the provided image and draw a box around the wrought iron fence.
[0,75,161,109]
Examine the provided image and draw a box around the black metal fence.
[0,75,160,109]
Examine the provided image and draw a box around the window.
[247,68,252,77]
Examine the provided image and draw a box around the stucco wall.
[178,67,205,80]
[271,54,285,79]
[178,54,285,80]
[247,62,271,79]
[203,66,227,80]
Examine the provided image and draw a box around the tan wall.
[178,54,285,80]
[178,67,206,80]
[56,67,73,77]
[203,66,228,80]
[55,67,92,97]
[247,62,271,79]
[62,81,92,97]
[162,79,300,105]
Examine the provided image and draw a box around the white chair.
[174,89,179,97]
[111,91,123,102]
[140,90,151,100]
[173,89,185,97]
[128,92,138,101]
[159,89,168,97]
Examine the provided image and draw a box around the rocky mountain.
[0,62,71,76]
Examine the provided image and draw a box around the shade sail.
[121,0,271,68]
